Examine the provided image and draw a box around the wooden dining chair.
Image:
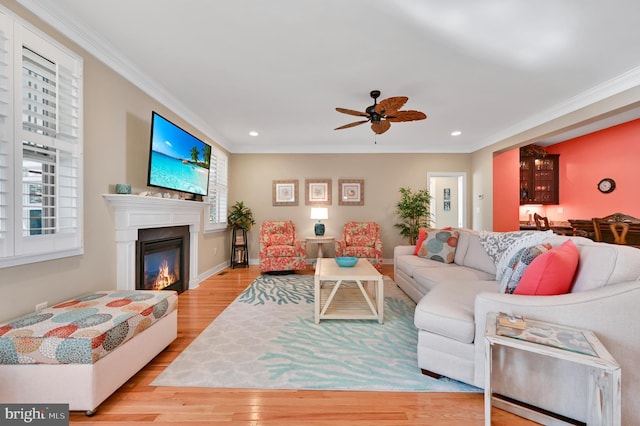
[592,218,630,245]
[569,219,596,239]
[609,222,630,245]
[533,213,550,231]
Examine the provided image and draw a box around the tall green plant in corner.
[394,187,432,245]
[227,201,255,231]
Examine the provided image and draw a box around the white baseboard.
[192,261,230,288]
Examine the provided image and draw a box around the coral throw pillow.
[417,229,459,263]
[514,240,579,295]
[414,227,452,256]
[500,243,552,294]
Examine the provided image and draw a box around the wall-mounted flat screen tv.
[147,111,211,197]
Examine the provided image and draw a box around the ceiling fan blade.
[371,120,391,134]
[375,96,408,116]
[335,107,369,117]
[334,120,369,130]
[386,110,427,122]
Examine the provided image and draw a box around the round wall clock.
[597,178,616,194]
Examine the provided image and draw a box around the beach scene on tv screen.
[149,116,211,195]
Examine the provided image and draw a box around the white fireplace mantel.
[103,194,206,291]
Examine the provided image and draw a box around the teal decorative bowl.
[335,257,358,267]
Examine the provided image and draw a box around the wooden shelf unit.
[230,227,248,269]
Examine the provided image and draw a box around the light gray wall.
[229,154,472,261]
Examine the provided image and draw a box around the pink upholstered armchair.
[335,221,383,272]
[259,220,307,273]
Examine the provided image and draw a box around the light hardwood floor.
[69,264,536,425]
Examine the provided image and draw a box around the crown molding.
[17,0,232,152]
[473,65,640,151]
[17,1,640,155]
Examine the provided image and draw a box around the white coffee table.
[314,258,384,324]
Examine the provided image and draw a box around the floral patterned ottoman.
[0,290,178,414]
[0,290,177,365]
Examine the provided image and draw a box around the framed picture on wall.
[305,178,332,205]
[338,179,364,206]
[444,187,451,210]
[272,179,298,206]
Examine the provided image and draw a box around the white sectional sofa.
[394,228,640,425]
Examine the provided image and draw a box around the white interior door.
[427,172,467,228]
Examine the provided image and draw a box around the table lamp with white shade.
[310,207,328,236]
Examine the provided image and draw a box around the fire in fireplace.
[136,226,189,293]
[144,242,180,290]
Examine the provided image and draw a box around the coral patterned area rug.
[152,274,479,392]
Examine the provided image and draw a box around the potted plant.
[227,201,255,231]
[394,187,432,245]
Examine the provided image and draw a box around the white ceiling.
[18,0,640,154]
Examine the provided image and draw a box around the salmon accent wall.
[493,149,520,231]
[494,118,640,231]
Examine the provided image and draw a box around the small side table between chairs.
[305,236,335,259]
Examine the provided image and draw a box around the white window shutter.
[205,146,228,232]
[0,12,14,259]
[0,8,83,267]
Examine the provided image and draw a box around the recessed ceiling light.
[249,131,259,137]
[451,130,462,136]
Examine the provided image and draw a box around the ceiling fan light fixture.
[367,107,381,123]
[334,90,426,135]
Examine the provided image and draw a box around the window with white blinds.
[0,12,13,260]
[205,146,228,232]
[0,9,83,268]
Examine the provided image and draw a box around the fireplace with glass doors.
[136,226,189,294]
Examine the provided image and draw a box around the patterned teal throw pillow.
[417,229,460,263]
[500,243,552,294]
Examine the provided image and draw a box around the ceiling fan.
[334,90,427,135]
